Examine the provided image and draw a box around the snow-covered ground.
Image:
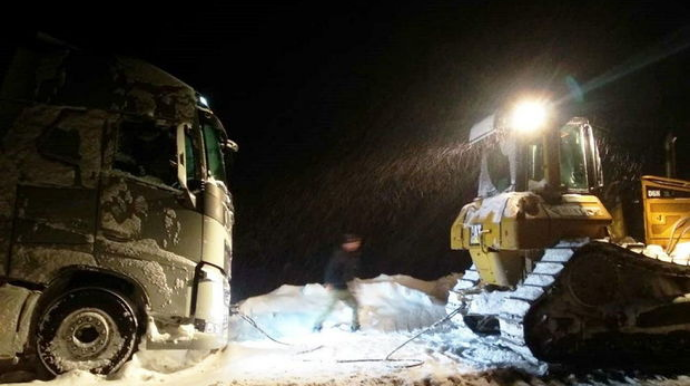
[641,242,690,265]
[3,274,690,386]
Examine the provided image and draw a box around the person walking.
[313,233,362,332]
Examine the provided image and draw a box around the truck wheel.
[36,288,140,376]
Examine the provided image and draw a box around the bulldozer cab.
[453,102,612,287]
[470,101,690,252]
[472,109,603,200]
[525,119,603,194]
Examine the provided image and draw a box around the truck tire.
[36,288,140,375]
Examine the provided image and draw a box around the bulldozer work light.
[510,101,547,133]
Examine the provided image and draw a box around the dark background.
[3,1,690,301]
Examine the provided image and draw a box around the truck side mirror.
[223,140,239,153]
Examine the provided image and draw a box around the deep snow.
[2,273,690,386]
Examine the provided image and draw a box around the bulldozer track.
[447,241,690,365]
[497,247,574,362]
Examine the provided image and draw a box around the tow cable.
[236,307,464,369]
[238,312,324,355]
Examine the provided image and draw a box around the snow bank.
[671,242,690,262]
[641,242,690,265]
[231,274,448,340]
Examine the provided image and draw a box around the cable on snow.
[237,306,465,369]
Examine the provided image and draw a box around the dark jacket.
[324,248,360,290]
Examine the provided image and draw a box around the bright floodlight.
[510,101,547,132]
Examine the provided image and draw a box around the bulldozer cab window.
[478,136,514,197]
[526,142,546,191]
[114,120,177,187]
[559,124,588,191]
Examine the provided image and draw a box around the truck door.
[96,117,202,318]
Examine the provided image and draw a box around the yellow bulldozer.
[448,97,690,364]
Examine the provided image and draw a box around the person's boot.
[350,322,360,332]
[312,324,323,333]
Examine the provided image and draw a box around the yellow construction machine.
[448,97,690,364]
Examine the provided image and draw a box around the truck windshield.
[200,111,229,186]
[559,123,588,191]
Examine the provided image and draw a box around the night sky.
[4,1,690,300]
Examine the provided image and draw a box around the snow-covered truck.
[0,35,236,375]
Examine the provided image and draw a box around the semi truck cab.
[0,36,236,375]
